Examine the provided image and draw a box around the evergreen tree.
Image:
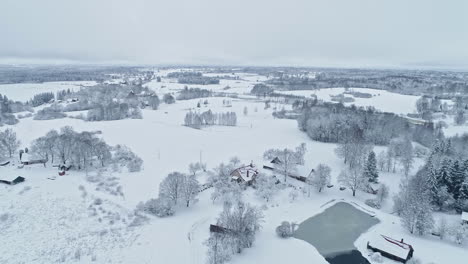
[364,151,379,183]
[449,160,465,200]
[438,158,452,189]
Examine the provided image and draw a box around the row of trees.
[30,127,142,172]
[184,110,237,128]
[177,87,212,100]
[30,92,55,107]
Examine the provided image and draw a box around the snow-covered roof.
[462,212,468,222]
[21,153,31,162]
[231,165,258,182]
[368,235,412,260]
[0,166,22,182]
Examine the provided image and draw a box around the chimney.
[401,239,404,243]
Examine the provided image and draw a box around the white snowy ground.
[0,81,98,102]
[1,78,467,263]
[276,88,422,115]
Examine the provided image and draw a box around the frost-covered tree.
[338,166,366,197]
[254,174,278,202]
[376,184,389,204]
[159,172,185,206]
[181,174,200,207]
[377,151,386,171]
[209,163,242,204]
[400,138,414,176]
[364,151,379,182]
[0,128,20,158]
[216,202,263,253]
[394,172,434,235]
[455,110,466,125]
[113,145,143,172]
[189,162,202,176]
[312,164,331,192]
[148,94,160,110]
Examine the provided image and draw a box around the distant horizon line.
[0,57,467,72]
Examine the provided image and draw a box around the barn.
[0,175,25,185]
[367,235,414,263]
[230,164,258,185]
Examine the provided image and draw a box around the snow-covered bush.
[365,199,381,209]
[370,252,383,263]
[34,104,67,120]
[276,221,293,238]
[113,145,143,172]
[163,93,175,104]
[137,197,175,217]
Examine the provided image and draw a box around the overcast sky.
[1,0,467,69]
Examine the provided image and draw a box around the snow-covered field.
[145,71,267,96]
[276,88,422,115]
[0,81,97,102]
[1,73,467,264]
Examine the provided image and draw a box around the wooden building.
[367,235,414,263]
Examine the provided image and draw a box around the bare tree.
[312,164,331,192]
[0,128,20,158]
[159,172,185,205]
[338,166,366,196]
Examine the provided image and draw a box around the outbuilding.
[0,175,25,185]
[367,235,414,263]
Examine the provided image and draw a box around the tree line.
[184,110,237,128]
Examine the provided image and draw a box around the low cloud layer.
[1,0,467,68]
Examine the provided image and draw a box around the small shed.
[230,164,258,185]
[462,212,468,224]
[0,175,25,185]
[367,235,414,263]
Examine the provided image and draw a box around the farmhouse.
[367,235,414,263]
[230,164,258,185]
[20,153,47,166]
[0,175,25,185]
[462,212,468,225]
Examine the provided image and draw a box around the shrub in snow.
[276,221,293,238]
[365,199,381,209]
[163,93,175,104]
[113,145,143,172]
[34,104,67,120]
[370,252,383,263]
[138,198,175,217]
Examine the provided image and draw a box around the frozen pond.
[294,202,379,264]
